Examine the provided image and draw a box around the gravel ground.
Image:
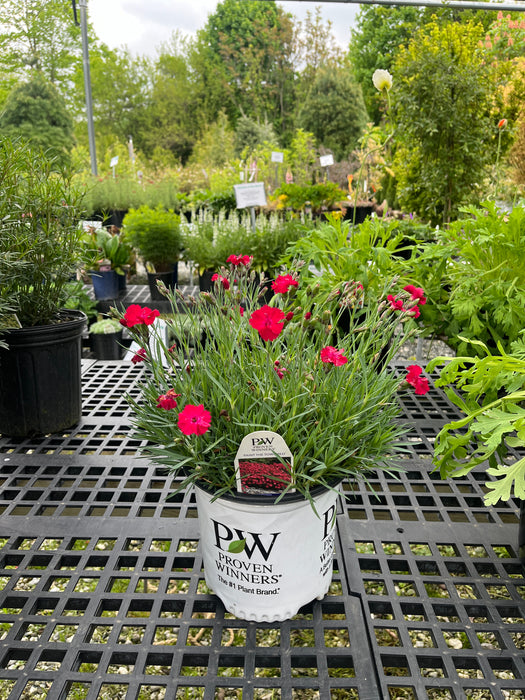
[395,337,455,363]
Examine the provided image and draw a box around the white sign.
[110,156,119,167]
[319,154,334,167]
[234,183,267,209]
[271,151,284,163]
[235,431,294,494]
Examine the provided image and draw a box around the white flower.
[372,69,393,92]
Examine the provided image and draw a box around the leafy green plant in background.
[63,280,98,325]
[283,213,429,305]
[392,19,499,225]
[410,202,525,354]
[122,205,182,273]
[182,211,307,275]
[427,339,525,504]
[82,227,133,274]
[181,212,245,274]
[271,182,347,214]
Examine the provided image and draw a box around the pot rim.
[195,478,341,506]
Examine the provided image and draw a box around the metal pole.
[78,0,97,175]
[257,0,525,11]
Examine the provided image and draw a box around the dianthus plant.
[112,260,428,501]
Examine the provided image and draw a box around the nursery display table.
[0,357,523,699]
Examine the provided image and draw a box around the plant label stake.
[234,431,294,495]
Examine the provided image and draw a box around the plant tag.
[234,431,294,494]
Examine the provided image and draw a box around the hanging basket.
[195,481,340,622]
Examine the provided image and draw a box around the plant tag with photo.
[235,431,294,494]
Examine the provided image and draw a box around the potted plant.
[89,318,123,360]
[83,226,133,300]
[427,340,525,570]
[122,205,182,301]
[0,138,88,437]
[112,259,429,621]
[181,214,245,291]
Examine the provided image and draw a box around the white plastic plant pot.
[194,482,340,622]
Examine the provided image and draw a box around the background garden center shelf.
[0,361,523,700]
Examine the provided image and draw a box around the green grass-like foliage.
[112,264,422,502]
[0,137,87,327]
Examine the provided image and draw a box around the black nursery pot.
[147,263,178,301]
[199,269,215,292]
[0,310,86,437]
[90,331,123,360]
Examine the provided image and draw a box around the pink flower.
[178,404,212,435]
[405,365,430,395]
[271,274,299,294]
[156,389,180,410]
[403,285,426,306]
[320,346,348,366]
[227,254,252,266]
[409,305,421,319]
[387,294,405,311]
[120,304,160,328]
[249,306,286,341]
[211,274,230,290]
[131,347,146,364]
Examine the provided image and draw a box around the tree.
[0,74,75,167]
[140,33,203,164]
[294,7,340,104]
[392,19,499,224]
[296,65,368,161]
[349,6,423,125]
[193,0,296,134]
[69,41,153,158]
[234,115,279,157]
[0,0,81,100]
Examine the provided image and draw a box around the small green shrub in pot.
[0,137,88,436]
[122,205,182,273]
[0,138,88,328]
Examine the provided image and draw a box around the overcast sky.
[87,1,359,57]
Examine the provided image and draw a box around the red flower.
[131,347,146,364]
[120,304,160,328]
[239,306,245,317]
[498,118,507,129]
[271,274,298,294]
[156,389,180,410]
[285,311,294,321]
[320,346,348,366]
[304,311,312,320]
[227,254,252,266]
[211,274,230,290]
[387,294,405,312]
[249,306,286,341]
[178,404,212,435]
[403,285,426,306]
[409,305,421,319]
[405,365,430,395]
